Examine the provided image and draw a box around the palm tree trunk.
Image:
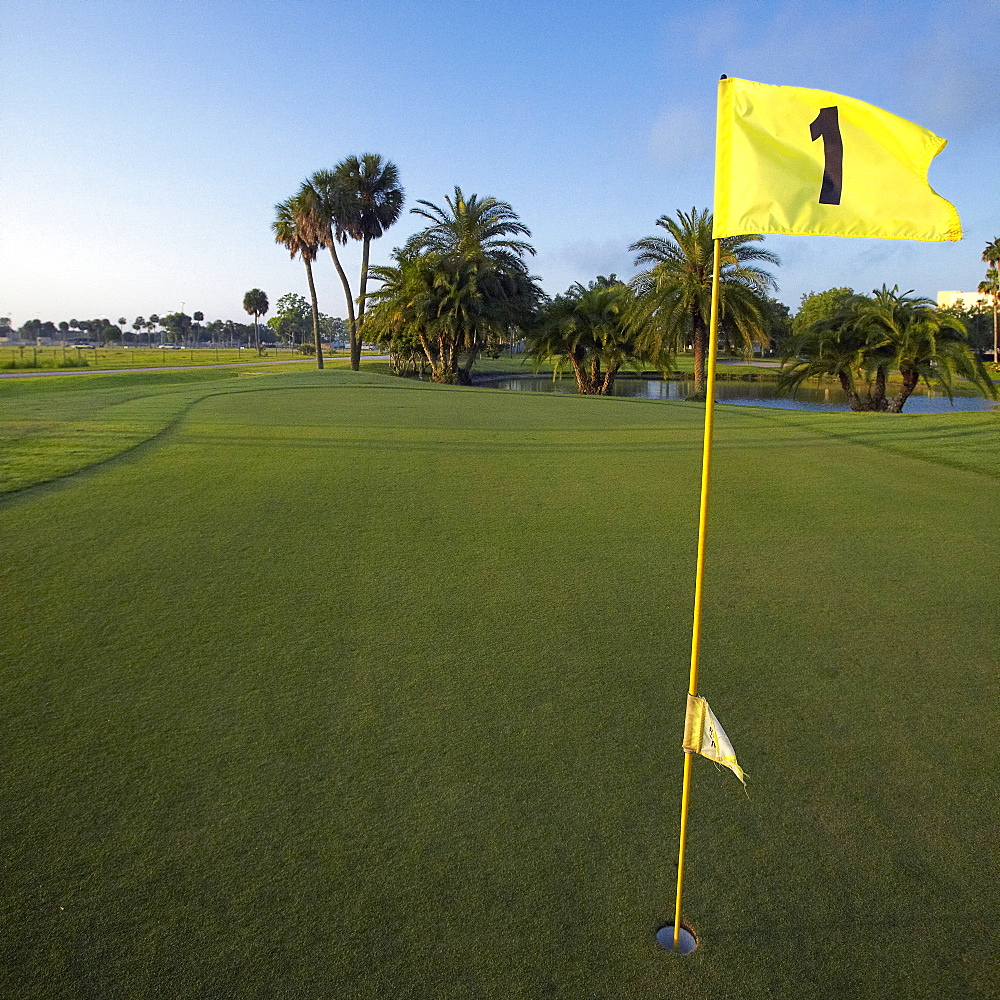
[874,365,888,410]
[417,332,440,379]
[440,338,459,383]
[690,311,707,400]
[326,239,359,371]
[993,294,998,365]
[357,236,371,334]
[600,362,620,395]
[423,333,455,383]
[837,372,861,411]
[254,315,260,355]
[569,351,597,393]
[888,368,919,412]
[448,330,466,382]
[569,353,587,393]
[417,332,434,368]
[304,258,323,370]
[458,347,477,386]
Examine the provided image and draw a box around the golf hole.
[656,924,698,954]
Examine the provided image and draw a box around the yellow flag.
[713,77,961,242]
[682,695,746,784]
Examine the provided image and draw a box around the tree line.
[521,208,781,398]
[362,195,784,394]
[780,285,996,412]
[8,144,995,414]
[354,185,996,411]
[3,304,349,353]
[3,314,250,348]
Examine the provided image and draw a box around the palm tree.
[364,249,460,382]
[366,243,536,385]
[273,191,324,368]
[408,186,535,268]
[308,171,361,369]
[979,243,1000,363]
[243,289,269,355]
[365,188,538,384]
[148,314,160,345]
[883,289,996,412]
[983,238,1000,363]
[630,208,779,399]
[780,286,996,412]
[189,310,202,352]
[976,270,998,331]
[528,278,663,394]
[332,154,404,343]
[404,187,538,382]
[779,307,877,412]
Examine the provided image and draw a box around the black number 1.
[809,106,843,205]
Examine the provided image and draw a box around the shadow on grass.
[0,383,335,505]
[735,407,1000,480]
[6,375,997,509]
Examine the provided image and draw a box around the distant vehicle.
[157,344,183,350]
[70,343,94,349]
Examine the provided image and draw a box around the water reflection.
[491,377,998,414]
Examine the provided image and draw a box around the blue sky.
[2,0,997,326]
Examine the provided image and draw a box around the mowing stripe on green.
[1,371,997,998]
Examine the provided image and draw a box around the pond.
[489,376,998,413]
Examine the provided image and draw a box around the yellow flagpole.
[672,237,722,951]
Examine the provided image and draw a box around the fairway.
[1,368,997,999]
[0,346,354,373]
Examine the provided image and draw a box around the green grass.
[1,369,998,998]
[0,361,360,494]
[743,406,1000,480]
[0,346,355,372]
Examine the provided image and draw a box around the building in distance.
[937,290,992,310]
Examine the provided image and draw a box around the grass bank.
[1,346,354,372]
[1,370,997,998]
[0,362,358,494]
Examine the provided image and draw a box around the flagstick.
[672,237,722,951]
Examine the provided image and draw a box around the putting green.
[1,369,997,999]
